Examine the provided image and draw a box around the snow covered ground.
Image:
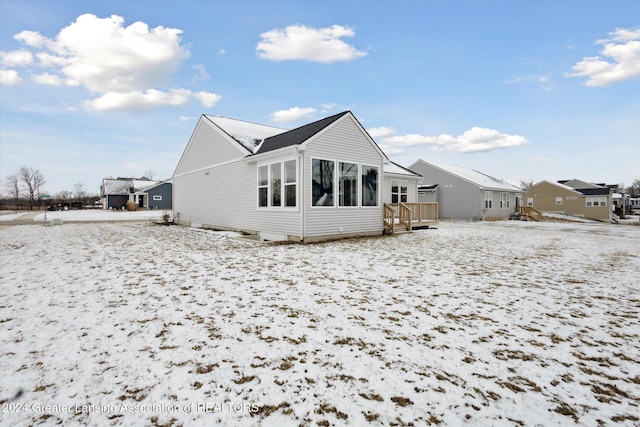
[0,209,165,222]
[1,220,638,426]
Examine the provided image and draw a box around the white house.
[172,111,432,242]
[409,160,523,220]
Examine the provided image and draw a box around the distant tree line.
[2,166,99,211]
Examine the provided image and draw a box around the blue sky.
[1,0,639,195]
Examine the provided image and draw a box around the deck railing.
[384,202,439,233]
[515,206,543,221]
[398,203,413,231]
[383,203,396,234]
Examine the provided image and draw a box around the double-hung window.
[258,166,268,207]
[500,192,510,208]
[555,196,563,205]
[484,191,493,209]
[258,160,296,208]
[283,160,296,207]
[391,180,408,203]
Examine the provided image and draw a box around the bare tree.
[17,166,46,210]
[625,178,640,195]
[4,174,21,211]
[143,169,156,180]
[56,190,71,201]
[73,183,87,203]
[519,179,534,190]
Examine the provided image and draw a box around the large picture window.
[362,165,378,207]
[339,162,358,207]
[312,159,335,206]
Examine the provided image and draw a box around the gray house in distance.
[144,181,172,210]
[409,160,523,220]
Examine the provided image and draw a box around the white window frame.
[527,197,533,207]
[283,159,297,208]
[500,192,511,209]
[555,196,562,205]
[338,161,359,207]
[361,164,379,208]
[311,158,380,209]
[258,165,268,208]
[311,158,336,207]
[153,195,162,201]
[257,159,297,209]
[484,191,493,209]
[391,179,408,204]
[586,196,607,207]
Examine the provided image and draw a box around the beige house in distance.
[524,180,611,222]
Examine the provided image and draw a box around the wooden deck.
[514,206,543,221]
[384,202,439,234]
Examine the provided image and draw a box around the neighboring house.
[417,184,439,203]
[524,180,611,222]
[172,111,431,242]
[408,160,523,220]
[144,181,173,210]
[101,177,159,210]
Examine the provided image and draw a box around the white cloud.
[14,30,47,48]
[381,127,529,153]
[9,14,221,111]
[504,74,555,91]
[256,24,367,63]
[366,126,395,138]
[84,88,192,111]
[271,107,317,122]
[191,64,210,82]
[0,49,34,67]
[192,91,222,108]
[32,72,63,86]
[0,69,21,85]
[566,27,640,87]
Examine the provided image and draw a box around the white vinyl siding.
[174,159,300,238]
[303,116,384,238]
[174,119,248,175]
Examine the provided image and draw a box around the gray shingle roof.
[254,111,350,154]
